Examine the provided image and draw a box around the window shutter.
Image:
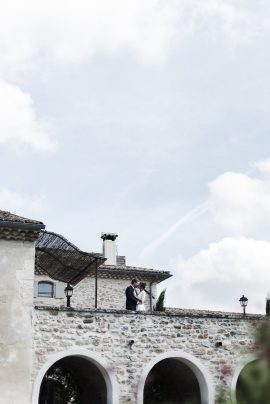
[34,280,38,298]
[55,282,66,299]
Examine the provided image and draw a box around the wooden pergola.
[35,230,106,307]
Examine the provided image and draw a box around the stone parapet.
[34,306,264,320]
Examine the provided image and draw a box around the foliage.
[216,319,270,403]
[39,364,80,404]
[155,289,166,312]
[236,358,270,404]
[215,389,231,404]
[266,293,270,316]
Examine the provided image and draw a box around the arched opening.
[143,358,200,404]
[235,359,270,404]
[138,352,212,404]
[32,347,120,404]
[38,355,107,404]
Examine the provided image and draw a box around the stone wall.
[0,239,36,404]
[32,307,261,404]
[34,275,157,311]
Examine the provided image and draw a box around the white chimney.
[101,233,118,265]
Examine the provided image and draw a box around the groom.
[125,278,140,310]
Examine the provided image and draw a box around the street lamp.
[64,283,73,308]
[239,295,248,316]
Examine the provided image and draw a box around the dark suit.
[125,285,137,310]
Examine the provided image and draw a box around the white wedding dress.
[136,290,146,311]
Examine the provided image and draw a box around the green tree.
[266,293,270,316]
[217,319,270,404]
[155,289,166,312]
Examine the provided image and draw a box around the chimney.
[116,255,126,266]
[101,233,118,265]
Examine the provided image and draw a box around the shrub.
[266,293,270,316]
[155,288,166,312]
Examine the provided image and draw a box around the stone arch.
[32,349,119,404]
[231,354,261,404]
[137,350,214,404]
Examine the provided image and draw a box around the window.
[38,281,54,298]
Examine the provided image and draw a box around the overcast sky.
[1,0,270,313]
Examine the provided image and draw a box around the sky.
[1,0,270,314]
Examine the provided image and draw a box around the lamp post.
[64,283,73,308]
[239,295,248,316]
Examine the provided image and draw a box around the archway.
[32,349,118,404]
[137,351,213,404]
[234,358,270,404]
[39,355,106,403]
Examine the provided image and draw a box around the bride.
[135,282,146,311]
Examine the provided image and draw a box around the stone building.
[0,210,265,404]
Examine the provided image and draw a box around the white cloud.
[0,188,44,217]
[146,159,270,313]
[0,0,265,77]
[193,0,260,43]
[144,160,270,259]
[0,0,180,73]
[252,158,270,176]
[208,168,270,237]
[0,0,266,151]
[0,80,55,150]
[167,237,270,314]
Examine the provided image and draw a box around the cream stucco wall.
[0,239,35,404]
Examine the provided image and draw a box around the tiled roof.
[0,210,45,241]
[35,262,172,282]
[100,264,170,274]
[0,210,44,225]
[98,264,172,282]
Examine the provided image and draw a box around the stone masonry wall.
[34,276,157,311]
[33,308,261,404]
